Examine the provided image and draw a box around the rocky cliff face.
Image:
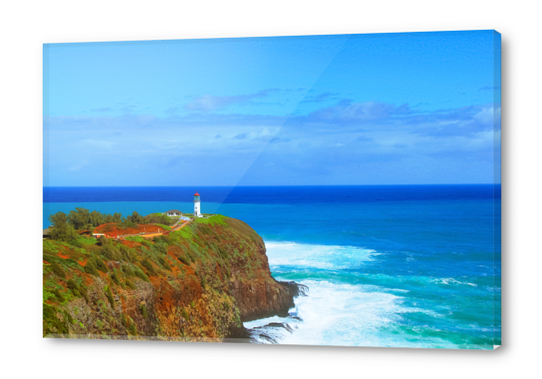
[43,215,298,342]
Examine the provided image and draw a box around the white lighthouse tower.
[193,192,202,218]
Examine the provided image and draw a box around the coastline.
[43,214,301,342]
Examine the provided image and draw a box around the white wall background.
[0,1,538,378]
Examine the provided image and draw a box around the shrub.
[97,235,110,244]
[120,219,138,229]
[66,279,82,297]
[52,289,65,303]
[188,251,196,263]
[178,255,190,265]
[139,304,148,318]
[123,247,138,262]
[125,279,136,290]
[122,264,134,277]
[128,319,137,335]
[155,242,168,254]
[141,259,156,276]
[125,235,145,243]
[51,262,66,279]
[93,257,108,273]
[144,213,175,226]
[63,310,74,325]
[78,283,88,298]
[101,244,121,261]
[110,270,120,286]
[134,266,149,282]
[105,285,115,308]
[84,261,99,276]
[67,277,81,289]
[155,255,171,271]
[43,304,68,336]
[119,244,136,262]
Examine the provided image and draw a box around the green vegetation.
[46,208,177,244]
[125,235,146,243]
[84,261,99,276]
[192,214,227,226]
[66,207,124,230]
[43,304,69,336]
[168,226,193,244]
[72,236,98,247]
[51,261,66,279]
[43,211,278,341]
[105,285,115,308]
[141,258,157,276]
[48,212,78,242]
[144,212,175,226]
[119,219,138,229]
[125,279,136,290]
[139,304,148,318]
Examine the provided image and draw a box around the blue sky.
[44,30,501,186]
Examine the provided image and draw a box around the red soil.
[119,240,142,248]
[94,223,166,238]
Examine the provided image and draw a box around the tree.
[112,212,123,223]
[89,210,104,227]
[144,213,175,226]
[68,207,91,230]
[48,212,78,242]
[128,211,145,224]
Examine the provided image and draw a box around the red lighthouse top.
[194,192,200,196]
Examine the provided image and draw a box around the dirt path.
[166,220,191,234]
[140,232,164,239]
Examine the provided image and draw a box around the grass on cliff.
[192,214,227,226]
[168,225,194,243]
[43,214,265,338]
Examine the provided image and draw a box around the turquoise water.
[43,185,501,349]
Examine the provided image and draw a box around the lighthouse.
[193,192,202,218]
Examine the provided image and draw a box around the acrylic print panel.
[43,30,501,349]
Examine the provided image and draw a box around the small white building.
[194,192,202,217]
[166,209,183,217]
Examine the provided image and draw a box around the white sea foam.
[246,241,460,348]
[265,241,377,271]
[247,278,456,348]
[433,278,478,287]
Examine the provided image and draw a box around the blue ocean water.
[43,185,501,349]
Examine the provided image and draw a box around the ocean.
[43,185,501,349]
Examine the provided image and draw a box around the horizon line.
[43,183,501,188]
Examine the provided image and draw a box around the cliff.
[42,215,298,342]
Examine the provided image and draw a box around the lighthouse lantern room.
[193,192,202,217]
